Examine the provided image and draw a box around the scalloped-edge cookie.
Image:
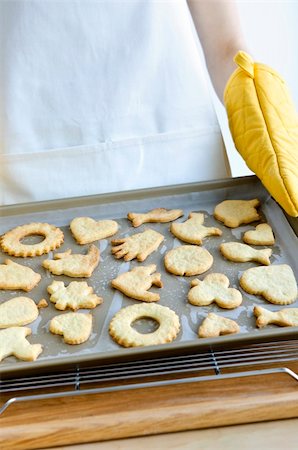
[109,303,180,347]
[188,273,242,309]
[111,229,164,262]
[254,305,298,328]
[164,245,213,276]
[50,313,93,344]
[70,217,118,244]
[198,313,240,338]
[0,222,64,257]
[0,259,41,291]
[240,264,297,305]
[243,223,275,246]
[220,242,272,265]
[127,208,183,227]
[0,327,43,362]
[42,244,100,277]
[0,297,39,328]
[47,280,103,311]
[111,264,163,302]
[170,212,222,245]
[214,199,260,228]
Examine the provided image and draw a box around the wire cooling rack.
[1,337,297,416]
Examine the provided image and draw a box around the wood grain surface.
[1,361,298,450]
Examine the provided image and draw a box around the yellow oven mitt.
[224,51,298,217]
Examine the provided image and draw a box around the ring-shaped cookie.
[0,222,64,257]
[109,303,180,347]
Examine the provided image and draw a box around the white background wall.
[213,0,298,177]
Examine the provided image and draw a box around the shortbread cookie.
[50,313,92,344]
[164,245,213,276]
[111,229,164,262]
[220,242,272,265]
[47,280,103,311]
[170,212,222,245]
[0,297,39,328]
[0,259,41,291]
[109,303,180,347]
[198,313,240,338]
[111,264,162,302]
[43,244,100,277]
[243,223,275,246]
[0,222,64,257]
[240,264,297,305]
[70,217,118,244]
[37,299,48,309]
[127,208,183,227]
[254,305,298,328]
[0,327,43,362]
[188,273,242,309]
[214,199,260,228]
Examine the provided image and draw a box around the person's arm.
[187,0,248,100]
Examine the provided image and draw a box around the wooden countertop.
[1,361,298,449]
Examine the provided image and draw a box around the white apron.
[0,0,229,206]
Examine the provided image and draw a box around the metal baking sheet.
[0,176,297,376]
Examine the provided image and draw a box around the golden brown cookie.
[240,264,297,305]
[37,299,48,309]
[220,242,272,265]
[111,264,163,302]
[127,208,183,227]
[243,223,275,246]
[188,273,242,309]
[111,229,164,262]
[254,305,298,328]
[0,327,43,362]
[198,313,240,338]
[214,199,260,228]
[170,212,222,245]
[164,245,213,276]
[0,259,41,291]
[50,313,93,344]
[42,244,100,277]
[0,297,39,328]
[47,280,103,311]
[70,217,118,244]
[0,222,64,257]
[109,303,180,347]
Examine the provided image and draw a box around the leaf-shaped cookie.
[47,280,103,311]
[111,264,163,302]
[70,217,118,244]
[171,212,222,245]
[42,245,100,277]
[111,229,164,262]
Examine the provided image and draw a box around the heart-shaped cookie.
[70,217,118,244]
[0,297,39,328]
[243,223,275,245]
[50,313,92,344]
[240,264,297,305]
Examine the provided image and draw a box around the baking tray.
[0,175,297,376]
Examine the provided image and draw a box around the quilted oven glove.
[224,51,298,217]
